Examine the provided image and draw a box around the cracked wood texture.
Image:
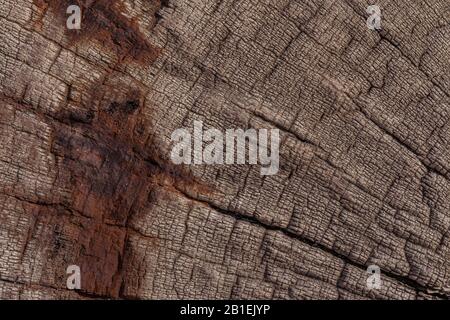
[0,0,449,300]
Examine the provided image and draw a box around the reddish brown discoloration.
[32,0,161,64]
[27,0,208,298]
[49,80,208,297]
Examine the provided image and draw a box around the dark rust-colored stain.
[50,84,208,297]
[27,0,209,298]
[32,0,162,64]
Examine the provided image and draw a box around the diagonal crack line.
[344,0,450,98]
[250,108,323,151]
[353,95,450,181]
[322,72,450,182]
[229,97,325,152]
[173,186,449,299]
[354,98,450,181]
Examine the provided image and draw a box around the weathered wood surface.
[0,0,449,299]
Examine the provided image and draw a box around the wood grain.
[0,0,449,299]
